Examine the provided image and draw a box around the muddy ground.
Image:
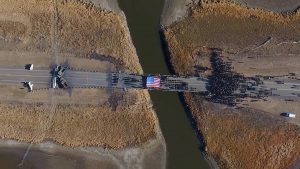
[0,138,165,169]
[0,0,165,168]
[163,1,300,169]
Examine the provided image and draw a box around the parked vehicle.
[24,82,33,92]
[57,65,66,78]
[59,77,68,89]
[52,77,57,89]
[280,112,296,118]
[25,64,33,70]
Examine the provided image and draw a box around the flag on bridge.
[146,76,161,88]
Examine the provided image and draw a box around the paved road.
[240,78,300,98]
[0,68,51,86]
[262,80,300,97]
[65,70,209,92]
[64,71,110,88]
[160,75,208,92]
[258,80,300,98]
[0,68,299,99]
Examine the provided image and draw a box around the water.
[117,0,210,168]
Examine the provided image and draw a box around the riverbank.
[162,1,300,168]
[0,0,165,168]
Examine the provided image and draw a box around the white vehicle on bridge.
[281,112,296,118]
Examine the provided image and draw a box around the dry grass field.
[186,94,300,169]
[163,1,300,168]
[164,2,300,75]
[0,92,156,148]
[0,0,158,149]
[0,0,142,73]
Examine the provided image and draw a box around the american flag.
[146,76,161,88]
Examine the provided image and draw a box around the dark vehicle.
[59,77,69,89]
[57,66,66,78]
[275,80,284,84]
[25,64,33,70]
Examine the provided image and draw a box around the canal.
[117,0,210,169]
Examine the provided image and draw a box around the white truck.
[52,77,57,89]
[281,112,296,118]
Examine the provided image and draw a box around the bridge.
[0,67,299,99]
[0,67,208,92]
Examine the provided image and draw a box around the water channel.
[118,0,210,168]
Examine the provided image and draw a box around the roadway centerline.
[0,74,51,78]
[0,80,49,84]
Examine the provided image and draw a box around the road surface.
[0,68,299,99]
[0,68,51,86]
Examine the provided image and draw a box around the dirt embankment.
[163,1,300,169]
[0,0,160,149]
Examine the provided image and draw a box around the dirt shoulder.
[0,0,163,151]
[162,1,300,169]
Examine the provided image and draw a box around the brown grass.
[186,93,300,169]
[0,89,156,149]
[165,3,300,60]
[163,2,300,169]
[0,100,156,148]
[56,1,142,73]
[0,0,142,73]
[195,1,300,23]
[164,3,300,75]
[0,0,157,149]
